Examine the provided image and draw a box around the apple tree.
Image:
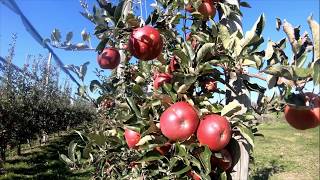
[59,0,319,179]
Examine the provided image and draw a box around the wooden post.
[45,53,52,85]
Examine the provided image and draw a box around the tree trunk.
[17,143,21,156]
[0,147,5,162]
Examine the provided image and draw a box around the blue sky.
[0,0,319,100]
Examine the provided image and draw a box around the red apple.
[198,1,216,18]
[128,26,163,61]
[97,48,120,69]
[124,129,141,148]
[185,0,216,19]
[153,73,173,90]
[160,102,199,141]
[197,114,231,151]
[284,105,318,130]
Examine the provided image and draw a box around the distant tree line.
[0,36,97,162]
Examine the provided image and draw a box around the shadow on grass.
[1,134,92,180]
[251,160,284,180]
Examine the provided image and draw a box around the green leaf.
[114,1,125,23]
[74,130,86,143]
[51,28,61,42]
[243,80,266,93]
[312,60,320,85]
[170,12,183,25]
[137,151,164,163]
[83,142,93,159]
[241,14,265,48]
[87,131,107,147]
[210,104,224,113]
[75,150,81,162]
[267,75,277,89]
[276,18,282,31]
[189,155,202,172]
[68,140,77,162]
[220,172,227,180]
[293,67,312,78]
[89,80,102,93]
[126,96,141,118]
[163,83,175,99]
[263,65,293,80]
[136,135,155,146]
[169,157,179,170]
[237,124,255,148]
[240,1,251,8]
[242,54,262,69]
[307,15,319,62]
[135,76,145,84]
[183,42,195,61]
[96,38,109,53]
[79,61,89,81]
[60,154,74,166]
[151,99,161,107]
[132,84,144,96]
[173,49,189,68]
[265,40,275,60]
[218,24,231,49]
[65,32,73,44]
[199,146,212,175]
[177,84,190,94]
[81,29,90,42]
[196,43,215,63]
[295,51,308,68]
[77,85,87,97]
[221,100,242,117]
[283,20,300,55]
[172,165,191,176]
[220,3,231,17]
[175,143,188,158]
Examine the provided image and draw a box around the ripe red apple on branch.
[124,129,141,149]
[197,114,231,151]
[186,0,217,19]
[128,26,163,61]
[97,48,120,69]
[284,93,320,130]
[160,102,199,141]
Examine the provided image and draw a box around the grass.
[0,116,319,180]
[250,116,320,180]
[0,133,93,180]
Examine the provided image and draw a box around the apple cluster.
[124,101,234,172]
